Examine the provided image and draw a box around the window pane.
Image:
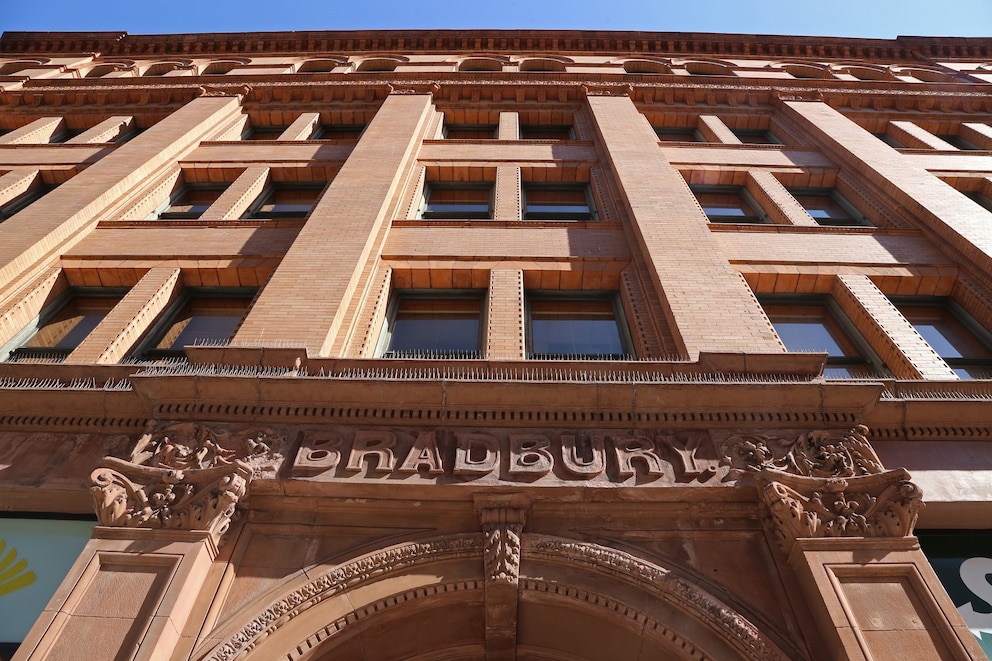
[251,186,323,219]
[523,186,592,220]
[423,186,491,218]
[520,125,572,140]
[154,299,248,350]
[733,129,779,145]
[313,125,365,140]
[764,303,863,360]
[791,190,860,226]
[160,186,223,219]
[387,297,481,356]
[694,188,761,223]
[445,125,497,140]
[530,298,625,357]
[24,298,117,350]
[654,127,701,142]
[900,305,992,361]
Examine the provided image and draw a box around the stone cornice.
[3,30,992,61]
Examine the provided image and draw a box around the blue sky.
[2,0,991,39]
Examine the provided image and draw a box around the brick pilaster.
[66,116,135,144]
[0,117,64,145]
[586,93,782,358]
[234,92,434,355]
[960,122,992,150]
[888,121,955,151]
[498,111,519,140]
[746,170,818,226]
[65,267,183,364]
[0,267,65,350]
[0,169,42,209]
[279,113,320,141]
[0,95,244,292]
[493,166,520,221]
[781,101,992,278]
[486,269,525,360]
[204,167,271,221]
[697,115,739,144]
[833,274,957,379]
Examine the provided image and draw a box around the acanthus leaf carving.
[719,424,884,479]
[475,494,529,586]
[89,456,251,542]
[756,467,924,554]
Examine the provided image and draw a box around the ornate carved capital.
[756,468,924,554]
[720,424,884,479]
[90,456,251,543]
[475,494,530,586]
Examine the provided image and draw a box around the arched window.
[458,57,503,72]
[518,58,568,72]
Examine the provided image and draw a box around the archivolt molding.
[197,532,796,661]
[199,534,483,661]
[525,536,795,661]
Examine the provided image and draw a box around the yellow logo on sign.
[0,539,36,597]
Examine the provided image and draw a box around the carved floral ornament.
[89,422,286,541]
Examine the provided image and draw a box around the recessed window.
[310,124,365,140]
[156,184,226,220]
[3,292,122,362]
[965,191,992,213]
[788,187,869,227]
[527,293,633,360]
[873,132,905,148]
[519,125,573,140]
[732,129,781,145]
[48,128,86,144]
[654,127,703,143]
[691,186,767,224]
[443,124,498,140]
[522,185,594,221]
[244,183,324,219]
[242,125,287,141]
[762,297,885,378]
[136,292,254,359]
[458,58,503,72]
[518,58,566,73]
[379,292,483,358]
[935,134,982,151]
[357,58,400,73]
[420,184,493,219]
[893,299,992,379]
[0,181,56,221]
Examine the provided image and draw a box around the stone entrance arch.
[194,534,794,661]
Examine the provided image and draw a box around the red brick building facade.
[1,29,992,660]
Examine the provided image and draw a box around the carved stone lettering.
[346,431,396,473]
[560,434,605,477]
[454,433,499,475]
[659,432,718,482]
[508,434,553,476]
[397,431,444,475]
[292,433,343,476]
[612,436,665,478]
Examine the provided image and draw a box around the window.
[443,125,498,140]
[519,125,573,140]
[243,183,324,219]
[527,293,633,360]
[522,185,594,220]
[935,134,981,151]
[420,184,492,219]
[135,291,254,359]
[965,191,992,213]
[892,299,992,379]
[48,128,86,144]
[241,125,287,141]
[873,132,905,148]
[788,187,869,227]
[691,186,767,224]
[3,292,122,362]
[378,292,483,358]
[310,124,365,140]
[156,184,225,220]
[0,181,55,221]
[732,129,781,145]
[762,297,885,378]
[654,127,703,143]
